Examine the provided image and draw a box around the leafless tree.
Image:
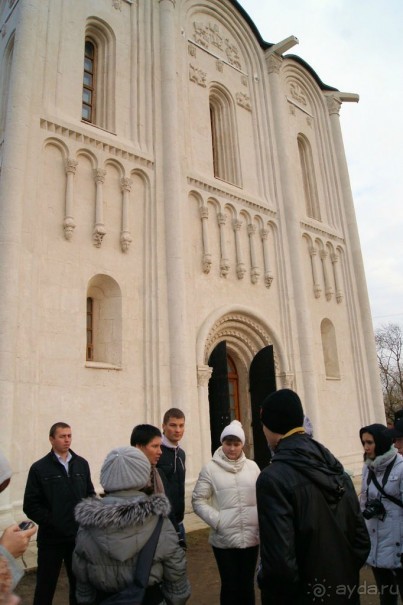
[375,323,403,423]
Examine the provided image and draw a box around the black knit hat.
[260,389,304,434]
[384,418,403,439]
[359,423,392,457]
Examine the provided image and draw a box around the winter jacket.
[360,447,403,569]
[256,433,370,605]
[73,490,190,605]
[157,443,186,525]
[23,450,95,545]
[191,446,260,549]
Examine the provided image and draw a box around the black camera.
[363,498,386,521]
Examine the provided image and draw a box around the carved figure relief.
[236,92,251,111]
[289,81,308,106]
[189,64,207,87]
[192,21,242,70]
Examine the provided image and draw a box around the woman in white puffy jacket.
[192,420,260,605]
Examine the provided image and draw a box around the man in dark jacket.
[23,422,95,605]
[256,389,370,605]
[157,408,186,546]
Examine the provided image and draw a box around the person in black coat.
[256,389,370,605]
[23,422,95,605]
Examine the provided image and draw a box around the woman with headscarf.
[360,423,403,604]
[191,420,260,605]
[72,446,190,605]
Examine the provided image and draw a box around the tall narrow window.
[321,318,340,379]
[298,134,321,221]
[0,34,15,144]
[227,355,240,421]
[82,41,96,123]
[209,85,241,187]
[86,297,94,360]
[82,18,116,131]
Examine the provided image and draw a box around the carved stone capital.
[202,254,212,274]
[197,364,213,387]
[247,224,256,236]
[314,284,322,299]
[260,228,269,240]
[120,231,132,253]
[266,53,282,74]
[112,0,122,10]
[66,158,78,175]
[217,212,227,226]
[251,267,260,284]
[309,246,317,258]
[264,272,273,288]
[326,94,342,116]
[120,177,133,192]
[233,219,242,231]
[220,259,230,277]
[94,168,107,184]
[331,253,339,264]
[320,249,328,260]
[93,224,106,247]
[278,372,294,389]
[200,206,209,220]
[63,217,76,240]
[236,263,246,280]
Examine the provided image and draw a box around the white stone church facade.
[0,0,384,522]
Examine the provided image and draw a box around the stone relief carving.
[188,44,196,57]
[216,60,224,72]
[192,21,242,70]
[63,158,78,240]
[189,64,207,87]
[241,75,248,87]
[236,92,251,111]
[197,364,213,387]
[93,168,107,248]
[266,53,282,74]
[120,177,133,253]
[289,82,307,106]
[326,95,342,116]
[112,0,122,10]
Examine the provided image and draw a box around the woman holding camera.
[360,423,403,604]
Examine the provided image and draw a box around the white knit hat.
[100,446,151,492]
[220,420,245,445]
[0,450,12,489]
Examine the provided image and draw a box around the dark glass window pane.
[84,57,93,72]
[85,41,94,58]
[82,105,91,121]
[82,89,92,104]
[83,72,93,87]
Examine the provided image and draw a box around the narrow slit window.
[86,297,94,361]
[82,41,96,123]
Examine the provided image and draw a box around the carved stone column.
[266,49,320,431]
[217,212,230,277]
[320,249,333,301]
[233,219,246,279]
[197,364,213,464]
[331,252,343,303]
[309,246,322,299]
[260,228,273,288]
[200,205,212,273]
[63,158,78,240]
[93,169,107,247]
[120,177,133,253]
[325,90,384,418]
[247,224,260,284]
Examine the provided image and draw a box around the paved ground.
[16,526,381,604]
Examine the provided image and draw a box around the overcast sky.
[238,0,403,329]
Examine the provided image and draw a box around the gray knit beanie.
[100,446,150,492]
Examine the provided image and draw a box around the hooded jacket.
[192,446,260,549]
[72,491,190,605]
[360,447,403,569]
[256,433,370,605]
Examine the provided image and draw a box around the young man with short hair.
[157,409,186,545]
[23,422,95,605]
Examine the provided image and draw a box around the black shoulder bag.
[367,456,403,509]
[100,516,164,605]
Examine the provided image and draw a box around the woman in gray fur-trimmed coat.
[72,447,190,605]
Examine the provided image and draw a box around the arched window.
[298,134,321,221]
[82,19,116,131]
[227,355,240,421]
[82,41,96,123]
[209,85,241,187]
[0,33,15,144]
[86,275,122,367]
[321,318,340,379]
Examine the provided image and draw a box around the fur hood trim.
[75,493,170,529]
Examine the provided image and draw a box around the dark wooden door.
[249,345,276,469]
[208,341,231,455]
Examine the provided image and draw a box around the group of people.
[2,393,403,604]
